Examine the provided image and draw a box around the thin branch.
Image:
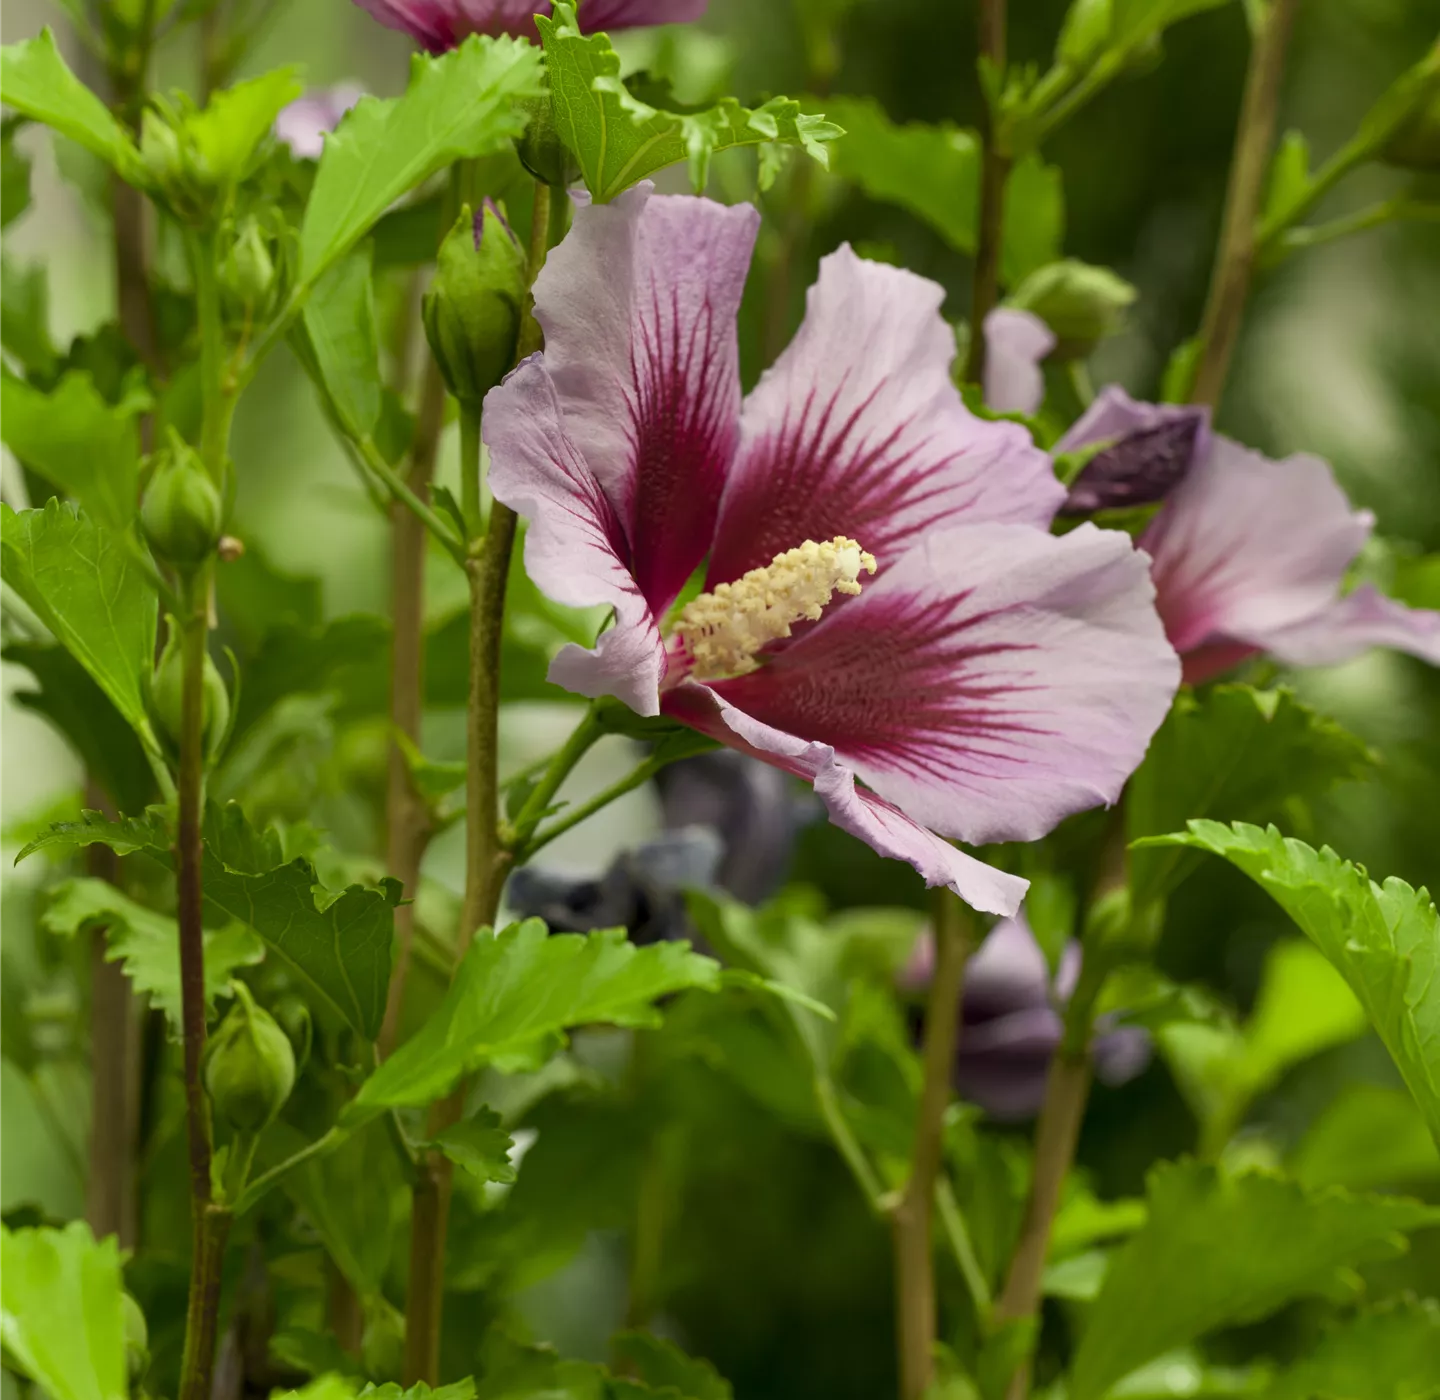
[963,0,1010,385]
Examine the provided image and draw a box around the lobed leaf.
[1069,1159,1440,1400]
[432,1106,518,1184]
[299,35,543,285]
[1140,820,1440,1149]
[344,921,721,1122]
[538,2,840,203]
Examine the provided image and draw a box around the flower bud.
[137,102,213,225]
[515,92,581,190]
[221,218,277,312]
[121,1292,149,1383]
[422,201,527,408]
[204,982,296,1134]
[1007,259,1137,359]
[141,438,224,569]
[1380,88,1440,171]
[148,624,232,764]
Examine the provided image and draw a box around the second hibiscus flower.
[484,185,1181,916]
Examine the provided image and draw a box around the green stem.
[936,1176,992,1324]
[347,433,466,564]
[505,702,607,847]
[814,1074,886,1211]
[963,0,1010,386]
[1266,196,1440,262]
[893,892,972,1400]
[234,1126,345,1215]
[518,750,673,861]
[460,403,483,540]
[1189,0,1302,408]
[1032,52,1124,142]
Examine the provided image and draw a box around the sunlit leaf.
[297,243,382,442]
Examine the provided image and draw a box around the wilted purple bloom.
[982,308,1055,417]
[352,0,706,52]
[1063,388,1440,683]
[483,183,1179,917]
[903,913,1151,1122]
[1055,393,1209,516]
[273,84,364,159]
[508,827,722,945]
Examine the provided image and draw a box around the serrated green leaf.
[1,369,145,529]
[1127,685,1373,910]
[15,805,170,863]
[0,500,159,750]
[0,1222,128,1400]
[185,67,301,188]
[1140,821,1440,1149]
[432,1105,517,1184]
[1069,1160,1440,1400]
[298,243,382,442]
[299,35,543,285]
[538,2,839,203]
[40,876,263,1030]
[1267,1297,1440,1400]
[344,921,721,1122]
[819,96,979,253]
[0,30,141,180]
[609,1333,732,1400]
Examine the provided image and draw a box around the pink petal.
[707,248,1061,586]
[532,184,758,614]
[1140,436,1373,657]
[704,523,1179,845]
[981,308,1054,416]
[483,360,666,716]
[1255,584,1440,668]
[966,912,1053,1011]
[274,84,365,159]
[663,686,1029,916]
[576,0,708,24]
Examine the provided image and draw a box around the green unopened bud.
[138,101,213,224]
[515,92,581,190]
[1008,258,1137,358]
[1381,88,1440,171]
[221,218,277,312]
[205,982,296,1134]
[148,623,232,763]
[121,1292,149,1383]
[422,201,527,408]
[141,437,223,569]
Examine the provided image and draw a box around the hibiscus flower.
[352,0,705,51]
[483,185,1180,916]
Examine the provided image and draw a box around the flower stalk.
[1189,0,1302,408]
[893,891,972,1400]
[963,0,1010,385]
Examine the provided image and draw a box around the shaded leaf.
[432,1105,518,1184]
[1290,1084,1440,1191]
[1,257,57,375]
[1070,1160,1440,1400]
[299,35,543,284]
[2,122,31,226]
[609,1333,731,1400]
[1267,1297,1440,1400]
[1,500,159,750]
[298,242,382,442]
[1141,821,1440,1149]
[538,2,840,203]
[345,921,720,1122]
[1000,152,1065,287]
[0,1222,127,1400]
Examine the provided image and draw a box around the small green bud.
[221,218,277,312]
[515,92,581,190]
[1007,258,1137,359]
[137,102,213,224]
[204,982,296,1134]
[422,201,527,408]
[121,1292,149,1383]
[1381,88,1440,171]
[148,624,232,764]
[141,437,224,569]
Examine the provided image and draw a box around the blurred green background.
[3,1,1438,1396]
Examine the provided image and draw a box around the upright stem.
[893,892,972,1400]
[1189,0,1302,408]
[377,358,448,1058]
[403,179,554,1386]
[963,0,1010,385]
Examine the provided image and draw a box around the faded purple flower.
[352,0,706,52]
[982,308,1055,417]
[273,84,364,159]
[1055,393,1209,516]
[1062,388,1440,684]
[483,185,1180,918]
[903,913,1151,1121]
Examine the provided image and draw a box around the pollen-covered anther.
[675,536,878,681]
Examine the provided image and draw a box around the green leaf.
[609,1334,731,1400]
[298,243,382,442]
[1,257,57,375]
[14,805,170,863]
[185,67,302,188]
[1056,0,1114,67]
[1141,821,1440,1149]
[1267,1298,1440,1400]
[1290,1084,1440,1191]
[0,1222,128,1400]
[1127,685,1373,910]
[39,876,263,1031]
[1000,152,1064,288]
[819,96,979,253]
[344,921,720,1122]
[1,369,145,529]
[0,31,141,179]
[1262,129,1311,228]
[431,1105,518,1184]
[537,2,840,203]
[1069,1160,1440,1400]
[1107,0,1232,53]
[2,122,31,227]
[299,35,543,285]
[1,500,159,750]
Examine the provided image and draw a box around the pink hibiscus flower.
[352,0,705,51]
